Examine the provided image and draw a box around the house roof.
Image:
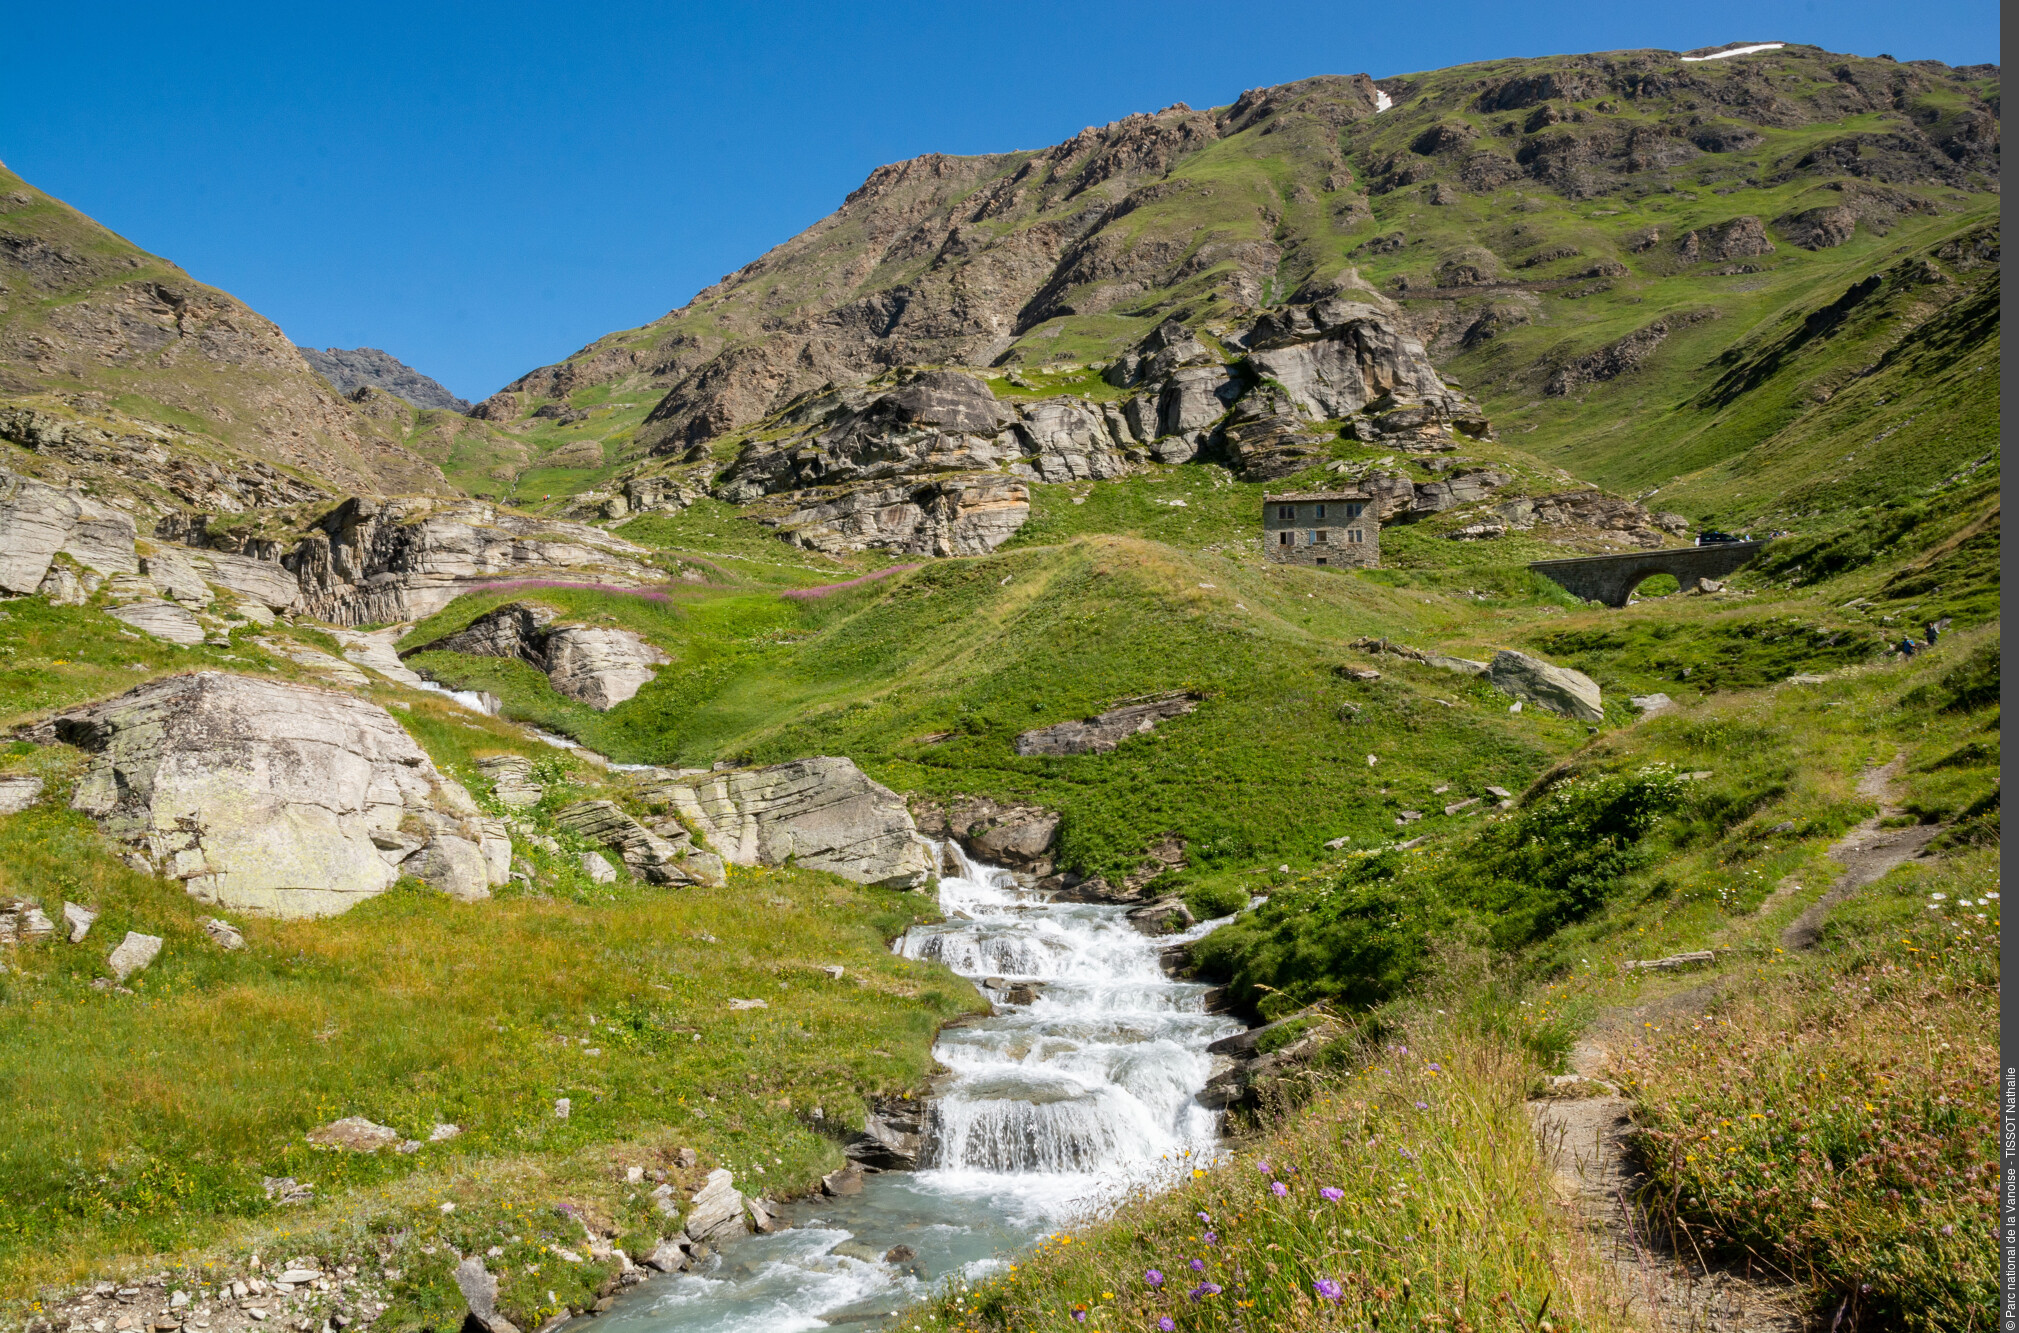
[1262,490,1373,503]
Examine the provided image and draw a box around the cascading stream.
[601,842,1244,1333]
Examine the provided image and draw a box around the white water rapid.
[601,842,1244,1332]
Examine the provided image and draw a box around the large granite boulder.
[37,672,508,917]
[0,469,138,594]
[408,602,668,710]
[661,757,934,889]
[1487,650,1604,722]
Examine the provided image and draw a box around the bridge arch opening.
[1630,572,1681,599]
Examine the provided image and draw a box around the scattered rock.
[726,998,768,1011]
[1014,692,1201,757]
[62,901,96,942]
[454,1255,518,1333]
[305,1117,400,1152]
[1621,950,1717,972]
[642,1239,689,1273]
[554,1098,571,1119]
[0,773,45,814]
[1629,693,1675,716]
[262,1176,314,1205]
[1443,798,1480,816]
[822,1163,865,1197]
[477,754,544,808]
[106,931,161,981]
[1125,897,1196,936]
[683,1169,748,1244]
[580,850,618,884]
[202,918,245,949]
[1486,650,1604,722]
[845,1099,925,1169]
[884,1245,918,1265]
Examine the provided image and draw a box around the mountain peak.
[298,345,471,414]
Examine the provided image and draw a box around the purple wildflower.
[1256,1160,1272,1174]
[1313,1278,1344,1302]
[1321,1187,1345,1203]
[1415,1100,1429,1110]
[1190,1258,1205,1272]
[1159,1320,1176,1332]
[1270,1181,1288,1197]
[1426,1062,1442,1072]
[1196,1211,1211,1224]
[1072,1312,1086,1324]
[779,564,922,600]
[1203,1231,1217,1245]
[1144,1269,1164,1288]
[1941,1224,1955,1236]
[1188,1282,1223,1302]
[1398,1147,1414,1159]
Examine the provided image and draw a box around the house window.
[1277,505,1295,522]
[1314,528,1330,544]
[1345,503,1364,519]
[1346,529,1364,544]
[1315,504,1327,520]
[1278,531,1294,546]
[1316,557,1327,566]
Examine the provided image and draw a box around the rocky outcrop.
[1543,310,1718,396]
[1242,300,1492,449]
[846,1098,926,1168]
[657,757,934,889]
[296,346,472,414]
[1487,649,1605,722]
[408,602,668,710]
[1678,215,1775,263]
[476,754,544,807]
[911,796,1061,874]
[553,799,726,886]
[764,474,1030,557]
[1015,692,1201,757]
[285,496,661,626]
[0,469,138,594]
[1491,491,1691,547]
[107,600,206,645]
[33,672,509,917]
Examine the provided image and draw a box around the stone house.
[1263,490,1378,568]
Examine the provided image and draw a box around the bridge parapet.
[1529,541,1771,607]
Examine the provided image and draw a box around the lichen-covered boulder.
[1487,649,1604,722]
[42,672,506,917]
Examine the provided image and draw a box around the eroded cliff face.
[693,296,1490,554]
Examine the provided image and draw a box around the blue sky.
[0,2,1998,400]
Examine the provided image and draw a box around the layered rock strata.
[651,757,935,889]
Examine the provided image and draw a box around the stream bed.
[598,844,1243,1332]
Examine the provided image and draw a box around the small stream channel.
[599,844,1245,1332]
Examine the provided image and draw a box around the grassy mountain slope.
[471,45,1995,522]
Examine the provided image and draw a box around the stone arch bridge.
[1528,541,1771,607]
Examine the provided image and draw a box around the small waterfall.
[896,840,1241,1184]
[601,838,1245,1333]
